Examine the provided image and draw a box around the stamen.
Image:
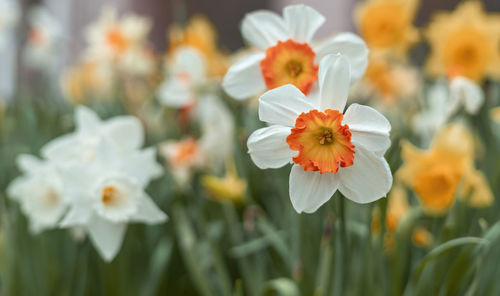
[318,128,334,145]
[102,186,118,205]
[286,60,303,77]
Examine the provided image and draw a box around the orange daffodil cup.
[247,54,393,213]
[222,5,369,100]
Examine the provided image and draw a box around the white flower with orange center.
[158,46,207,108]
[222,4,369,100]
[84,8,152,73]
[247,54,393,213]
[59,140,166,262]
[23,6,63,69]
[160,137,204,186]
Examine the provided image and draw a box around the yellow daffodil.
[398,123,492,215]
[60,61,113,104]
[355,0,419,57]
[459,168,493,208]
[168,15,228,78]
[398,124,474,215]
[360,55,419,104]
[425,1,500,81]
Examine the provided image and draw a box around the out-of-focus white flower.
[222,4,368,100]
[84,8,153,75]
[247,54,392,213]
[197,95,235,171]
[159,137,204,186]
[449,76,484,115]
[413,76,484,144]
[7,155,66,234]
[157,46,206,108]
[59,141,166,262]
[23,5,63,69]
[0,0,20,47]
[41,106,144,163]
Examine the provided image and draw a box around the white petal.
[289,164,339,213]
[222,52,266,100]
[40,134,78,162]
[131,194,168,224]
[157,78,194,108]
[75,105,101,134]
[338,146,392,204]
[121,148,163,187]
[283,5,325,43]
[241,10,289,50]
[104,116,144,152]
[59,206,93,228]
[315,33,369,83]
[87,216,127,262]
[318,54,351,111]
[450,77,484,115]
[259,84,314,126]
[171,46,206,82]
[247,125,295,169]
[343,104,391,155]
[17,154,43,173]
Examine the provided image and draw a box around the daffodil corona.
[247,54,393,213]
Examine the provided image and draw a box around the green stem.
[338,195,349,292]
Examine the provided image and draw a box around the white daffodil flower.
[59,140,166,262]
[413,76,484,145]
[84,8,153,75]
[158,46,207,108]
[222,4,368,100]
[23,5,63,69]
[247,54,392,213]
[7,154,66,234]
[41,106,144,163]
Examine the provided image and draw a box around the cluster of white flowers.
[220,5,392,213]
[8,106,167,261]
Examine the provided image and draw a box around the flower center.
[174,138,199,166]
[106,28,128,53]
[286,109,355,174]
[43,188,59,206]
[102,186,119,206]
[260,39,318,95]
[29,27,45,47]
[443,29,489,80]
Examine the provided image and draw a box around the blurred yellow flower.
[202,173,246,203]
[459,169,493,208]
[168,15,228,78]
[425,1,500,81]
[412,226,434,248]
[355,0,419,57]
[397,124,474,215]
[360,55,419,104]
[60,61,113,104]
[385,185,409,233]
